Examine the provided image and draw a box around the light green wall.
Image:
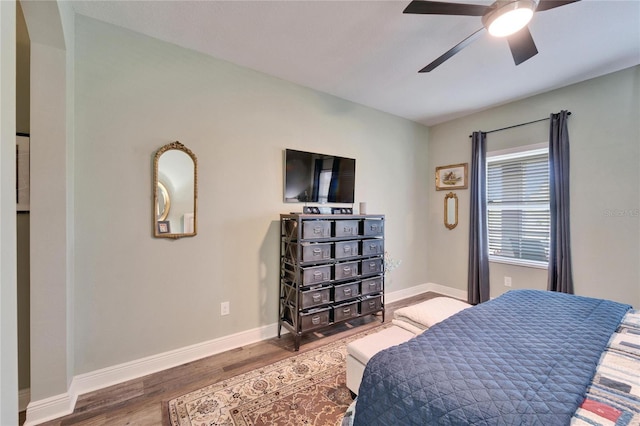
[21,0,76,409]
[428,66,640,307]
[29,38,71,403]
[73,16,430,374]
[0,1,19,423]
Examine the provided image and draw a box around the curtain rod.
[469,111,572,138]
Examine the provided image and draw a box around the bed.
[347,289,639,425]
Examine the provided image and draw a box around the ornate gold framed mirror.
[153,141,198,239]
[444,192,458,230]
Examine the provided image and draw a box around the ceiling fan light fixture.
[483,0,537,37]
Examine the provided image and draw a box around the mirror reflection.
[153,141,197,238]
[156,181,171,221]
[444,192,458,230]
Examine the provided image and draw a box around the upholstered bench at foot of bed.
[346,296,471,395]
[346,325,415,395]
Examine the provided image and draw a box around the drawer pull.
[311,315,321,325]
[343,266,351,273]
[313,248,322,254]
[369,262,376,269]
[368,282,377,288]
[312,293,321,302]
[343,307,351,314]
[343,226,352,233]
[368,301,376,308]
[313,271,327,281]
[370,225,379,231]
[313,227,323,234]
[343,246,352,252]
[369,244,377,250]
[343,288,352,295]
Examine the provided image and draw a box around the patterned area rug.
[167,325,388,426]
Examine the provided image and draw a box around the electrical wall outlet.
[221,301,230,316]
[504,276,512,287]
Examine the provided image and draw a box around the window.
[487,144,549,268]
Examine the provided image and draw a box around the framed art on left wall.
[16,134,29,212]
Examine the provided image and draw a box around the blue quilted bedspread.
[354,290,631,426]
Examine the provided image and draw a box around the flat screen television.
[284,149,355,204]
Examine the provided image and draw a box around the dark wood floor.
[24,291,443,426]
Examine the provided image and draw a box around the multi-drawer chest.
[278,213,385,350]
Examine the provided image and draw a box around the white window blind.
[487,147,549,267]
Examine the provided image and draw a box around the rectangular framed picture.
[435,163,468,191]
[157,220,171,234]
[16,135,30,211]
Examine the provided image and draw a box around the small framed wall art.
[16,134,30,211]
[157,220,171,234]
[435,163,468,191]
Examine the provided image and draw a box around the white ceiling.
[71,0,640,126]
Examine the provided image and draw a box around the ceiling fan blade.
[535,0,581,12]
[507,26,539,65]
[419,28,486,72]
[404,0,489,16]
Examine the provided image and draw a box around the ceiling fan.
[404,0,580,72]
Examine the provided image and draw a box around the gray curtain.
[468,131,490,304]
[547,111,574,293]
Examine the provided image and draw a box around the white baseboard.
[422,282,468,301]
[24,389,76,426]
[386,282,467,303]
[25,321,283,425]
[385,283,431,302]
[25,282,463,425]
[70,322,283,399]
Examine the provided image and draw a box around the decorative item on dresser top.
[279,213,385,351]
